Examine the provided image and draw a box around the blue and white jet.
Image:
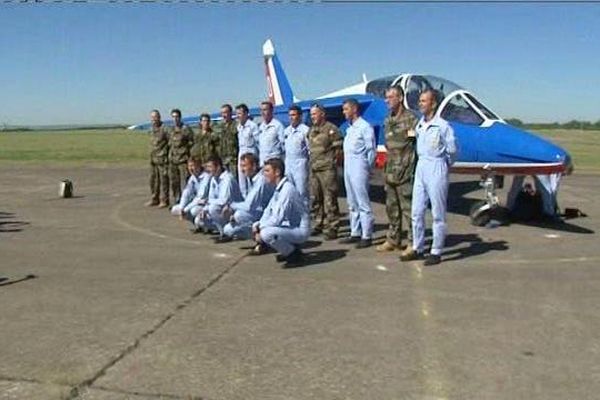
[130,39,572,223]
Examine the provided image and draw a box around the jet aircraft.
[129,39,572,225]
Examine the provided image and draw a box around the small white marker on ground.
[544,234,560,239]
[376,265,388,271]
[213,253,230,259]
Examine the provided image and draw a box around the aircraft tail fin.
[263,39,295,106]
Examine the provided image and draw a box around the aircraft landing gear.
[469,174,505,226]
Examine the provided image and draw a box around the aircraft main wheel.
[470,200,492,226]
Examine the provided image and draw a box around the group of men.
[146,87,457,267]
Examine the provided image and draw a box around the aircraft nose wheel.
[469,174,505,226]
[470,200,496,226]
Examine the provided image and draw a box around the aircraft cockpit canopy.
[365,75,400,98]
[404,75,501,126]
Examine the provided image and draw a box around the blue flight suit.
[283,122,310,203]
[411,115,457,256]
[196,170,242,235]
[258,118,285,166]
[343,117,376,240]
[237,119,260,196]
[171,171,210,222]
[223,171,274,239]
[255,177,310,256]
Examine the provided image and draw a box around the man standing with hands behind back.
[401,89,457,266]
[339,98,376,249]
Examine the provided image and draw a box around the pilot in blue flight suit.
[258,101,285,166]
[401,89,457,266]
[195,156,242,237]
[339,98,376,249]
[252,158,310,267]
[219,153,274,242]
[171,158,210,226]
[236,103,259,197]
[283,104,310,204]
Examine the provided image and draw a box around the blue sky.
[0,4,598,125]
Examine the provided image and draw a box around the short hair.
[221,104,232,112]
[343,98,359,108]
[240,152,258,165]
[200,113,211,121]
[263,157,285,176]
[235,103,249,114]
[386,86,405,98]
[150,109,161,116]
[260,101,274,111]
[421,89,440,107]
[206,155,223,168]
[288,104,302,114]
[170,108,182,117]
[188,157,202,165]
[310,103,326,113]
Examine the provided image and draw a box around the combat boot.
[400,248,423,262]
[145,199,159,207]
[376,240,397,252]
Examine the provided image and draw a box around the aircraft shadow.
[283,249,348,269]
[442,233,509,262]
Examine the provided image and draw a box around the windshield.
[365,75,399,98]
[464,92,500,120]
[405,75,463,112]
[441,93,484,125]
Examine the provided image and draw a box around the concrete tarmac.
[1,165,598,400]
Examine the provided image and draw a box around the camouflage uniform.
[309,121,342,236]
[168,123,194,203]
[190,129,218,165]
[149,124,170,204]
[383,108,418,247]
[215,120,239,178]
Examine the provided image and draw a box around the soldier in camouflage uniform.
[308,103,343,240]
[168,108,194,204]
[191,113,218,165]
[377,86,418,252]
[146,110,170,208]
[214,104,239,178]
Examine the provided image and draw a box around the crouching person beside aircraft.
[401,89,457,266]
[251,158,310,268]
[217,153,275,243]
[171,158,210,224]
[195,156,242,237]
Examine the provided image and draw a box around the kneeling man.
[219,153,274,242]
[195,156,242,236]
[252,158,310,267]
[171,158,210,225]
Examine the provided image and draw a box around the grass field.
[0,128,598,173]
[0,129,148,166]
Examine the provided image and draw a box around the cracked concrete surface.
[1,165,599,400]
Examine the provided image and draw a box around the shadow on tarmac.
[0,274,38,288]
[443,233,509,262]
[0,211,29,233]
[284,249,349,269]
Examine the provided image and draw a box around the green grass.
[0,129,149,166]
[533,129,600,173]
[0,127,598,173]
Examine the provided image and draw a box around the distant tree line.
[506,118,600,131]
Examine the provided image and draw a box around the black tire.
[470,200,491,226]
